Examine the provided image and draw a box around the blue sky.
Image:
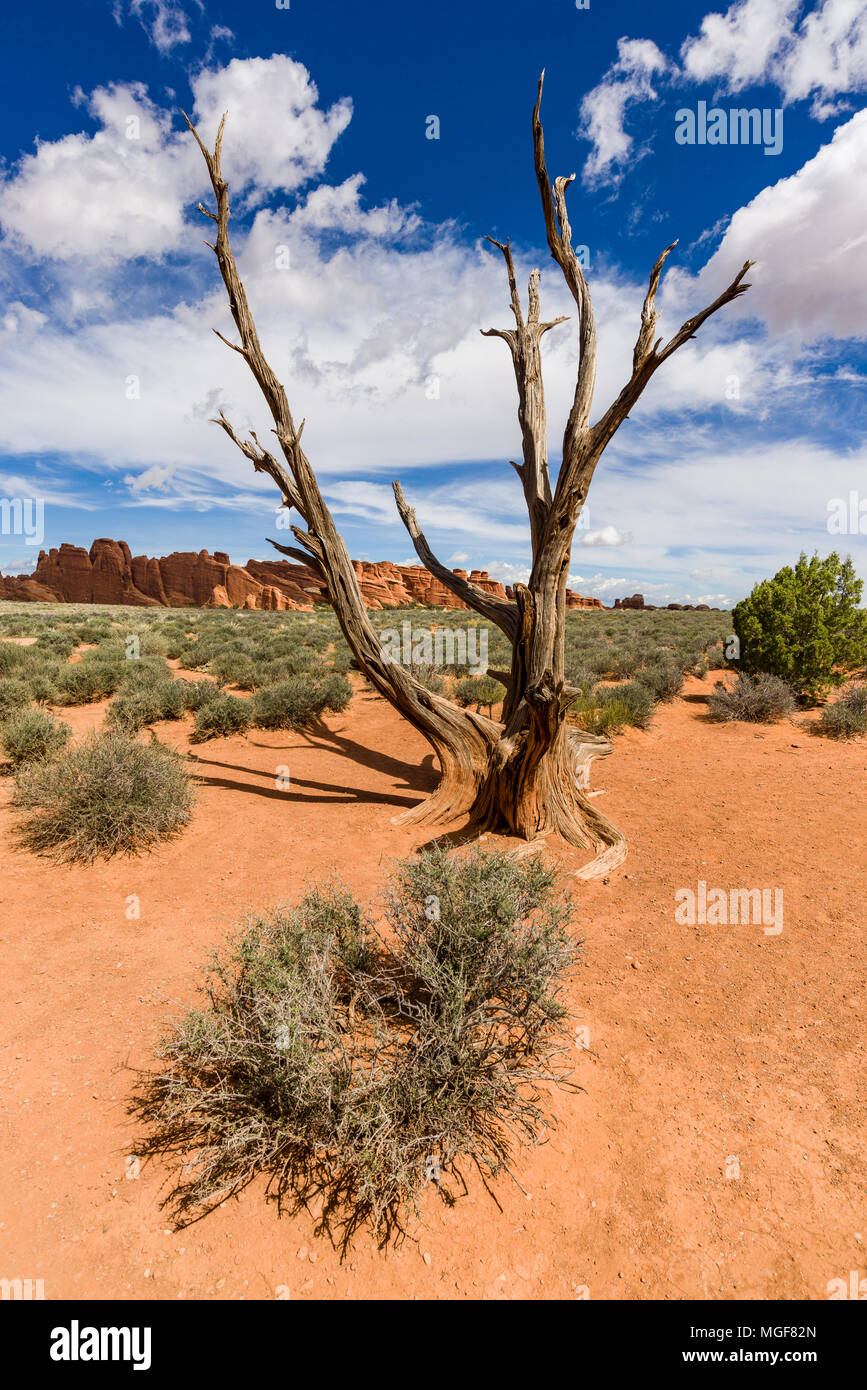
[0,0,864,606]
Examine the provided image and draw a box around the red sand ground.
[1,674,864,1300]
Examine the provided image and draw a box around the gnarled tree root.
[393,723,627,881]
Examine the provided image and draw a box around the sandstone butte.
[0,539,610,612]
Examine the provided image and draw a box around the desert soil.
[1,673,864,1300]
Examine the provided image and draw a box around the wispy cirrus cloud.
[579,38,669,188]
[112,0,197,55]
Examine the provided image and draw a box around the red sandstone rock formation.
[614,594,646,610]
[0,540,609,612]
[565,590,604,609]
[0,575,60,602]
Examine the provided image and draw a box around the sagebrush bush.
[23,663,61,704]
[812,682,867,739]
[36,631,77,658]
[251,672,352,730]
[208,651,258,687]
[571,679,655,734]
[0,677,33,715]
[54,663,121,705]
[407,660,445,694]
[14,731,195,861]
[0,645,27,675]
[105,680,186,733]
[636,660,685,702]
[586,647,616,676]
[565,667,596,698]
[117,655,174,689]
[706,645,730,670]
[609,649,642,680]
[131,845,577,1249]
[191,693,253,741]
[1,709,71,768]
[175,678,221,711]
[452,673,505,712]
[707,671,796,723]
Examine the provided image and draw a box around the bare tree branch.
[212,409,306,517]
[392,481,519,640]
[481,238,565,557]
[532,71,597,449]
[183,109,502,827]
[265,538,326,576]
[590,255,755,460]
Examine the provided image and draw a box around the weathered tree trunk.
[184,73,751,877]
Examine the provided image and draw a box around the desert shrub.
[0,677,33,716]
[72,620,113,643]
[175,678,221,711]
[586,647,616,676]
[54,662,122,705]
[1,709,71,768]
[208,651,258,687]
[707,672,796,723]
[705,644,729,670]
[407,661,445,694]
[732,551,867,701]
[452,674,505,712]
[173,638,205,668]
[609,649,642,680]
[252,672,352,730]
[191,693,253,741]
[36,631,77,658]
[25,666,63,705]
[636,660,684,702]
[226,662,267,692]
[13,731,194,862]
[329,640,354,674]
[131,846,577,1247]
[263,645,317,675]
[565,667,596,697]
[0,643,28,675]
[572,680,654,735]
[105,680,186,733]
[117,655,174,689]
[812,682,867,739]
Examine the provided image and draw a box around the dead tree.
[184,74,752,877]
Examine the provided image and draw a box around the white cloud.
[680,0,800,90]
[124,462,177,492]
[0,57,351,263]
[682,0,867,114]
[784,0,867,114]
[568,433,867,605]
[579,525,633,547]
[579,38,669,188]
[1,302,47,339]
[113,0,195,54]
[485,561,530,587]
[289,174,419,239]
[0,83,196,262]
[582,1,867,190]
[691,109,867,338]
[191,57,352,206]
